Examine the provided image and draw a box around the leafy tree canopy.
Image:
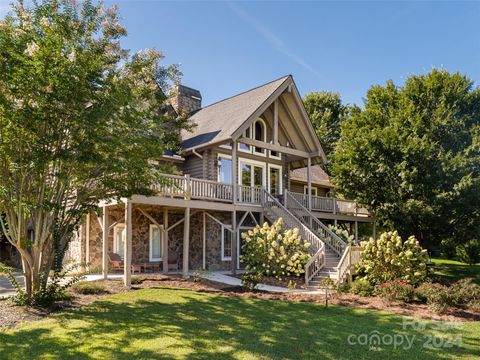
[0,0,187,301]
[332,69,480,248]
[303,91,356,166]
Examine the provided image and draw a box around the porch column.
[307,157,312,211]
[334,219,338,227]
[102,206,109,280]
[354,221,358,243]
[231,211,237,275]
[163,208,169,274]
[182,207,190,277]
[202,211,206,270]
[86,213,90,271]
[124,200,132,287]
[232,140,237,204]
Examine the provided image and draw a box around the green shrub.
[71,281,107,295]
[457,240,480,265]
[415,282,451,314]
[131,276,142,285]
[440,239,457,259]
[241,272,263,291]
[328,225,355,245]
[375,280,415,303]
[240,218,310,279]
[415,279,480,314]
[350,279,374,296]
[356,231,428,286]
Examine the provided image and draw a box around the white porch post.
[85,213,90,271]
[163,208,169,274]
[354,221,358,243]
[102,206,108,280]
[232,140,237,204]
[182,207,190,277]
[231,211,237,275]
[307,157,312,211]
[124,200,132,287]
[202,211,206,270]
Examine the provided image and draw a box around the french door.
[239,161,265,204]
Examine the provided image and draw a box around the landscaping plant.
[375,280,415,303]
[240,218,311,280]
[356,231,428,285]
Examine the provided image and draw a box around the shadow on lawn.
[0,287,475,359]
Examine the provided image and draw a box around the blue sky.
[1,1,479,106]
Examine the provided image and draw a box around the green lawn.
[0,288,478,359]
[431,258,480,284]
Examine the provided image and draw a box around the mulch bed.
[232,274,306,289]
[1,274,478,329]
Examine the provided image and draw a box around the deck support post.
[232,140,237,204]
[354,221,358,244]
[307,157,312,212]
[372,220,376,240]
[231,210,237,275]
[183,207,190,278]
[202,211,206,270]
[124,200,132,287]
[86,213,90,271]
[163,208,169,274]
[102,206,108,280]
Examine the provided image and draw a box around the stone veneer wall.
[82,206,238,272]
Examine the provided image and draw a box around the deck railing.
[288,191,371,217]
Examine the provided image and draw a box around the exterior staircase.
[262,190,349,288]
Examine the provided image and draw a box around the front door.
[239,161,265,203]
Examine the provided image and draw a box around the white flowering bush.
[356,231,428,285]
[240,218,311,279]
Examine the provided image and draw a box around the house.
[67,75,374,287]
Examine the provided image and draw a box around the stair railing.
[285,191,347,256]
[262,190,325,286]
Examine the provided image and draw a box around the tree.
[303,91,355,165]
[332,69,480,248]
[0,0,187,302]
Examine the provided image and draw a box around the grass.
[431,258,480,285]
[0,288,478,359]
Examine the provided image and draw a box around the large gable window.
[238,118,267,156]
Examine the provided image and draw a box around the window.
[218,155,232,183]
[149,224,163,261]
[113,224,126,259]
[269,150,281,160]
[304,186,318,196]
[269,165,282,196]
[221,225,232,261]
[239,127,251,152]
[238,118,267,155]
[253,119,266,155]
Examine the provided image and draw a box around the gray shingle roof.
[181,75,290,150]
[290,165,333,187]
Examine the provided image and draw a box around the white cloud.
[227,1,322,79]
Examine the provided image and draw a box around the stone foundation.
[71,205,259,273]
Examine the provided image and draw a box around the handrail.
[286,191,347,256]
[336,246,351,283]
[262,190,326,286]
[288,191,371,216]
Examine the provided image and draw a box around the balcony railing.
[151,174,372,217]
[287,191,372,217]
[153,174,260,205]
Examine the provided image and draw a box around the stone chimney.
[169,84,202,115]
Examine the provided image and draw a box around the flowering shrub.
[375,280,415,303]
[240,218,311,279]
[356,231,428,286]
